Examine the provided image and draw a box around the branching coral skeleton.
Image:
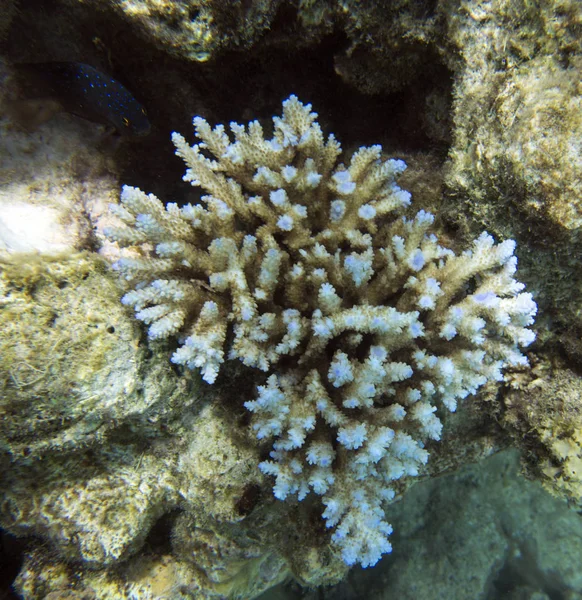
[105,96,536,567]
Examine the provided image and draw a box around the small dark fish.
[10,62,151,136]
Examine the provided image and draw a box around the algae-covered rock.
[0,252,290,597]
[503,362,582,508]
[5,397,292,599]
[0,253,190,458]
[0,252,191,567]
[177,403,263,523]
[3,452,179,567]
[447,53,582,231]
[298,0,446,95]
[101,0,283,62]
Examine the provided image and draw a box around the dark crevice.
[142,510,181,556]
[0,529,25,599]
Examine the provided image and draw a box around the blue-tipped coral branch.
[105,96,536,567]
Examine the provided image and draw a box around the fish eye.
[122,117,130,127]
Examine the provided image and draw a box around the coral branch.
[106,95,536,567]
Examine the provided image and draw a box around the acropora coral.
[105,95,537,567]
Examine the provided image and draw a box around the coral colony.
[105,96,536,567]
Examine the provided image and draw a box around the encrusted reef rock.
[448,54,582,232]
[83,0,284,63]
[0,252,186,568]
[503,361,582,508]
[444,0,582,231]
[7,400,290,600]
[297,0,447,95]
[0,253,148,459]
